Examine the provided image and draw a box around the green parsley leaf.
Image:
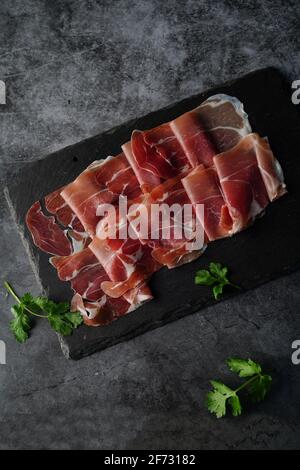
[48,314,74,336]
[228,394,242,416]
[10,305,31,343]
[4,281,83,343]
[206,381,239,418]
[194,269,216,286]
[206,390,228,418]
[195,262,239,300]
[64,312,83,328]
[48,311,83,336]
[209,262,228,282]
[213,283,224,300]
[227,358,262,377]
[210,380,234,395]
[247,374,272,402]
[205,357,272,418]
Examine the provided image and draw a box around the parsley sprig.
[4,281,83,343]
[206,358,272,418]
[195,262,239,299]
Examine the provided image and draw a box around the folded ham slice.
[45,187,85,233]
[52,247,153,326]
[61,153,141,236]
[26,201,73,257]
[170,94,252,167]
[128,174,206,268]
[253,136,287,201]
[122,123,190,192]
[27,191,153,326]
[71,281,153,327]
[89,235,160,299]
[123,94,252,193]
[213,133,284,232]
[182,166,233,241]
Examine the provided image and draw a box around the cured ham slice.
[71,282,153,327]
[123,94,251,193]
[52,247,153,326]
[26,201,72,256]
[89,235,159,298]
[27,197,153,326]
[70,292,130,326]
[213,133,274,232]
[86,195,160,297]
[182,166,233,241]
[51,247,97,282]
[45,187,85,233]
[61,153,141,236]
[170,94,252,167]
[122,123,190,192]
[44,187,90,252]
[128,174,206,268]
[253,136,287,201]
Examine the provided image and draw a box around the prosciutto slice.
[53,251,152,326]
[182,166,233,241]
[26,201,72,257]
[71,282,153,327]
[213,133,277,232]
[52,248,153,326]
[27,195,153,326]
[253,136,287,201]
[170,94,252,167]
[44,187,90,252]
[45,187,85,233]
[122,123,190,192]
[61,153,141,236]
[128,174,206,268]
[89,235,159,299]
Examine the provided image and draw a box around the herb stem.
[229,282,241,290]
[234,374,260,393]
[4,281,49,318]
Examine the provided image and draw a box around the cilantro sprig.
[206,358,272,418]
[195,262,239,299]
[4,281,83,343]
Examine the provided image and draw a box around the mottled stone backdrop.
[0,0,300,450]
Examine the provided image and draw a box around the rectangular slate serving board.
[5,67,300,359]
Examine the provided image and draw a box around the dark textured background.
[0,0,300,450]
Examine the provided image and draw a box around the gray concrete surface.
[0,0,300,450]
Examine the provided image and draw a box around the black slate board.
[5,67,300,359]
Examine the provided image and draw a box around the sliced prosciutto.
[45,187,84,232]
[89,200,160,298]
[213,133,278,232]
[122,123,190,192]
[182,166,233,241]
[26,201,72,256]
[89,235,160,298]
[51,246,154,326]
[253,136,287,201]
[27,196,153,326]
[128,174,206,268]
[44,187,90,252]
[71,282,153,327]
[61,153,141,236]
[170,94,252,167]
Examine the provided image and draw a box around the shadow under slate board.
[4,67,300,359]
